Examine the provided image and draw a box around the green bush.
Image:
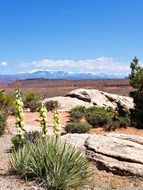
[104,121,119,131]
[105,117,130,131]
[65,122,91,133]
[0,111,7,136]
[0,92,15,115]
[10,136,92,190]
[24,91,39,112]
[69,106,86,121]
[85,107,111,127]
[8,104,16,115]
[45,100,60,112]
[26,100,39,112]
[106,107,118,119]
[116,101,129,117]
[117,117,130,128]
[11,131,40,150]
[24,91,37,102]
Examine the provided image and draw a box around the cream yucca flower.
[39,100,48,136]
[53,109,61,138]
[15,87,25,140]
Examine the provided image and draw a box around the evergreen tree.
[129,57,143,128]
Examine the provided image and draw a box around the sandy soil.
[90,126,143,136]
[7,111,143,136]
[1,111,143,189]
[7,111,69,128]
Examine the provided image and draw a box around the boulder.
[61,133,143,177]
[67,88,134,110]
[61,133,90,151]
[44,88,134,111]
[85,134,143,176]
[43,96,93,111]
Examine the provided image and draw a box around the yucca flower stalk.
[15,85,25,141]
[53,109,61,139]
[39,100,48,137]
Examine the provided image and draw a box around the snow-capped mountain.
[0,70,127,83]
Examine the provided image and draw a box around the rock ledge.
[61,133,143,177]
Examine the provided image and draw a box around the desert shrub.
[7,104,16,115]
[69,106,86,121]
[105,117,130,131]
[107,107,118,119]
[85,107,111,127]
[45,100,60,112]
[11,131,40,150]
[104,121,119,131]
[10,136,92,189]
[26,100,39,112]
[0,111,7,136]
[0,92,15,115]
[24,91,37,102]
[116,101,129,117]
[65,122,91,133]
[117,117,130,128]
[24,91,39,112]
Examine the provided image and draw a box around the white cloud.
[0,61,7,66]
[19,63,29,68]
[20,56,131,75]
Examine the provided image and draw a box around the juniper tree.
[129,57,143,128]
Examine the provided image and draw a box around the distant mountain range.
[0,70,127,83]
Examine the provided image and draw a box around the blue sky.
[0,0,143,75]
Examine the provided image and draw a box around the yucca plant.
[10,144,33,177]
[53,109,61,138]
[39,100,48,137]
[10,136,92,189]
[14,85,25,141]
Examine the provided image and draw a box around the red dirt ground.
[7,111,143,136]
[1,78,132,97]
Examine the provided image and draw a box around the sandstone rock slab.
[61,133,143,177]
[44,96,93,111]
[61,133,90,151]
[85,134,143,177]
[68,88,134,110]
[44,88,134,111]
